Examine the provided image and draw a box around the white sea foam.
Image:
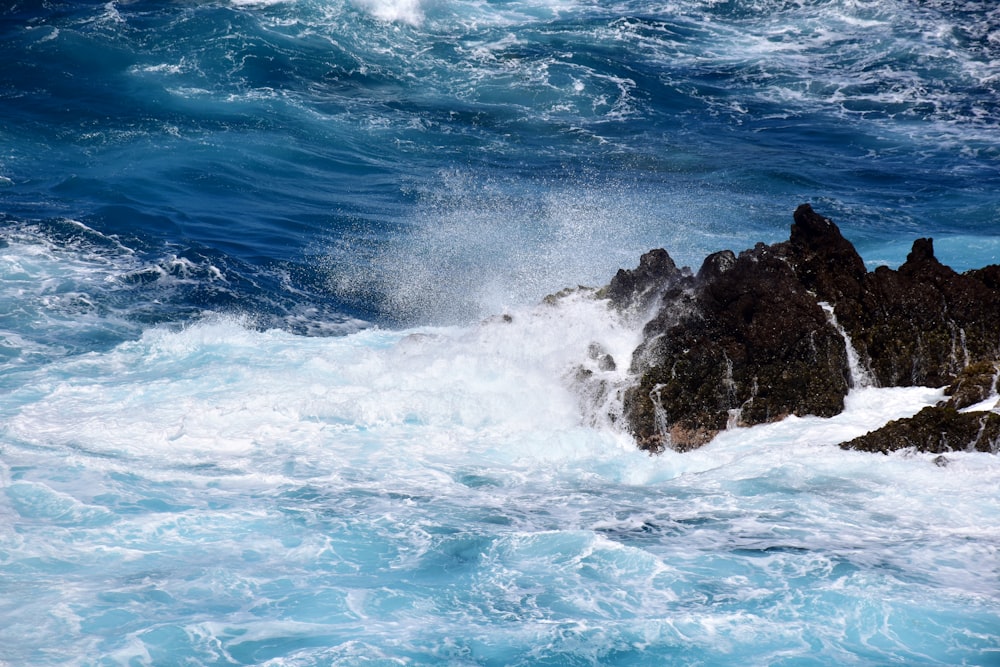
[228,0,291,6]
[352,0,425,25]
[2,306,998,665]
[607,0,1000,147]
[0,223,140,354]
[0,301,961,483]
[2,295,635,472]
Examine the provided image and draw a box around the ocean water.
[1,0,999,665]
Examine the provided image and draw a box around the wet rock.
[623,233,850,452]
[852,238,1000,388]
[943,361,999,410]
[543,285,597,305]
[587,342,617,372]
[839,359,1000,455]
[784,203,867,307]
[604,204,1000,453]
[603,248,683,313]
[840,405,1000,454]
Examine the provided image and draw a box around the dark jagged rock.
[784,203,867,305]
[840,405,1000,454]
[944,361,999,410]
[623,233,851,452]
[607,204,1000,453]
[603,248,684,313]
[854,239,1000,388]
[967,264,1000,290]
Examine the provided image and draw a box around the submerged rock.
[605,204,1000,453]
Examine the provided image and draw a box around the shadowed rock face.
[622,239,850,452]
[611,204,1000,453]
[856,245,1000,388]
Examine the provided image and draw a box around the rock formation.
[840,404,1000,455]
[840,362,1000,454]
[604,204,1000,453]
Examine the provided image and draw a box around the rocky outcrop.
[840,405,1000,454]
[840,361,999,454]
[944,361,1000,410]
[840,401,1000,455]
[603,248,684,314]
[610,204,1000,453]
[622,240,851,452]
[852,243,1000,388]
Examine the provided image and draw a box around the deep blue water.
[2,1,999,665]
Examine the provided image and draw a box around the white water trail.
[820,301,877,390]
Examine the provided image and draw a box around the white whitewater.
[820,301,877,390]
[1,302,998,665]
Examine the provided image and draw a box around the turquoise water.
[2,1,999,664]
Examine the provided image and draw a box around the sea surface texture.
[2,1,999,665]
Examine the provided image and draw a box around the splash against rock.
[596,204,1000,453]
